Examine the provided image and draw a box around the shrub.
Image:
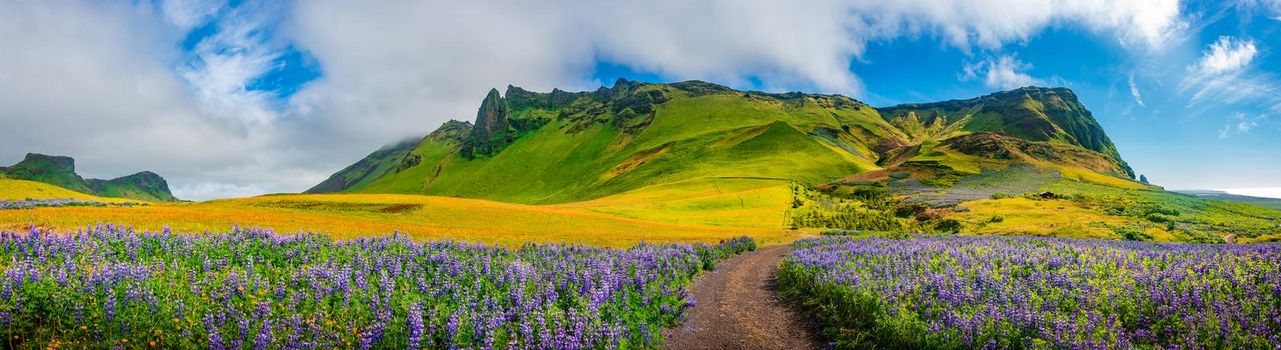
[1146,213,1173,223]
[933,219,962,233]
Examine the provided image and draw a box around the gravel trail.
[662,245,824,349]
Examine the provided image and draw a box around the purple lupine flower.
[406,302,424,350]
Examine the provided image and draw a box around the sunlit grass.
[0,190,798,248]
[0,179,139,203]
[951,197,1146,239]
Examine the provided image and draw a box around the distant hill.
[1174,190,1281,210]
[0,153,178,202]
[309,80,1142,204]
[877,87,1132,177]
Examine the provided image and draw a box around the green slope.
[0,154,94,194]
[307,80,1281,243]
[306,138,421,193]
[878,87,1133,178]
[86,171,178,202]
[311,80,1140,205]
[0,153,179,202]
[312,80,901,204]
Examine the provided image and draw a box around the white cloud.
[175,0,285,131]
[846,0,1185,50]
[1180,36,1280,114]
[1192,37,1257,76]
[1218,113,1269,138]
[960,55,1042,90]
[1237,0,1281,18]
[1128,72,1146,107]
[0,1,328,201]
[159,0,223,31]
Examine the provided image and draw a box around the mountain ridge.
[308,80,1139,204]
[0,153,178,202]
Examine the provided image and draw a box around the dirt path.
[662,245,824,349]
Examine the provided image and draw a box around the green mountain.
[877,87,1133,178]
[0,153,178,202]
[308,80,1139,205]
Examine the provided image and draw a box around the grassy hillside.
[0,154,94,194]
[809,164,1281,243]
[877,87,1132,177]
[0,153,178,202]
[0,179,137,203]
[307,139,420,193]
[322,81,901,204]
[300,81,1280,243]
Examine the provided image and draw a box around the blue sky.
[1,0,1279,200]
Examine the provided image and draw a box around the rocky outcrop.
[427,120,474,144]
[462,89,516,158]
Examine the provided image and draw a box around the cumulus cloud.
[0,0,1194,200]
[1192,37,1257,76]
[960,55,1042,90]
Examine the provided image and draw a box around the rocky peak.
[428,120,474,143]
[462,88,515,158]
[20,153,76,175]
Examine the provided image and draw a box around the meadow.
[0,179,137,203]
[0,188,799,248]
[778,235,1281,349]
[0,224,755,348]
[952,180,1281,243]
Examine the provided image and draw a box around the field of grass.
[0,188,797,248]
[951,197,1154,240]
[0,179,138,203]
[554,178,793,231]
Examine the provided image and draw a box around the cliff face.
[462,89,515,158]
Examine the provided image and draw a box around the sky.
[0,0,1279,201]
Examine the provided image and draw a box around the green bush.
[1145,213,1173,223]
[934,219,962,233]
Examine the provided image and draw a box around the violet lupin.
[0,225,754,348]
